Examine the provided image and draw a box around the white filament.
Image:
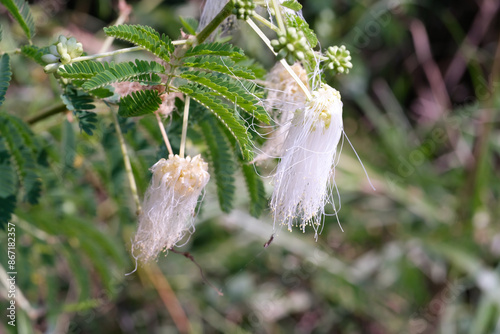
[132,154,210,263]
[253,62,309,163]
[271,84,343,236]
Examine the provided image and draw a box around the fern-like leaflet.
[0,113,45,225]
[61,85,98,136]
[184,42,245,59]
[179,84,253,160]
[58,61,114,80]
[118,89,162,118]
[182,56,256,80]
[103,24,174,62]
[180,71,269,123]
[200,117,236,212]
[0,0,35,39]
[21,45,51,66]
[0,54,12,107]
[82,60,165,90]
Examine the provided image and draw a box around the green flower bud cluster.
[270,27,310,65]
[232,0,256,20]
[324,45,352,75]
[42,36,83,73]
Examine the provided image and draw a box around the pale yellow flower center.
[154,155,209,196]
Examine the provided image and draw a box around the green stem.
[0,48,21,56]
[253,12,279,31]
[195,0,235,44]
[110,106,142,216]
[246,18,312,100]
[25,103,68,125]
[70,46,142,63]
[172,40,190,46]
[156,112,174,156]
[270,0,285,32]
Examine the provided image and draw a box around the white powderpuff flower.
[253,63,309,163]
[266,62,309,112]
[271,83,343,236]
[132,154,210,262]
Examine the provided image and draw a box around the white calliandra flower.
[132,154,210,262]
[253,62,309,163]
[271,83,343,236]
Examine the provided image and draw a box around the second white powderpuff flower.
[271,83,343,236]
[253,63,309,163]
[133,154,210,263]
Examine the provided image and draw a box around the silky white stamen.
[271,83,343,236]
[132,154,210,262]
[253,62,309,163]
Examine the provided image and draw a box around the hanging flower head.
[271,83,343,237]
[132,154,210,263]
[253,62,309,163]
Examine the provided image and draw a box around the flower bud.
[44,63,60,73]
[41,54,60,64]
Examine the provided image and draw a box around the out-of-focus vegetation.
[0,0,499,333]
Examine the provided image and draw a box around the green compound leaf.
[182,56,256,80]
[184,42,245,59]
[103,24,173,62]
[285,14,317,48]
[281,0,302,11]
[0,113,44,215]
[181,71,270,123]
[61,85,98,136]
[0,54,12,107]
[179,17,198,35]
[200,117,235,213]
[58,60,114,80]
[0,0,35,39]
[179,84,253,160]
[0,194,16,227]
[21,45,50,66]
[0,137,16,198]
[82,60,165,91]
[241,162,267,217]
[217,118,267,217]
[118,89,162,118]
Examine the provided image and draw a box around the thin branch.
[179,96,190,158]
[155,112,174,156]
[143,264,191,334]
[461,33,500,221]
[410,20,451,110]
[196,0,235,44]
[0,48,21,56]
[444,0,500,87]
[110,105,142,215]
[25,103,68,125]
[253,12,279,31]
[99,0,132,53]
[246,18,312,100]
[270,0,285,32]
[172,40,189,46]
[70,46,142,63]
[169,248,223,296]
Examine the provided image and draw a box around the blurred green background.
[0,0,499,333]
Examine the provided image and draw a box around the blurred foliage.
[0,0,499,333]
